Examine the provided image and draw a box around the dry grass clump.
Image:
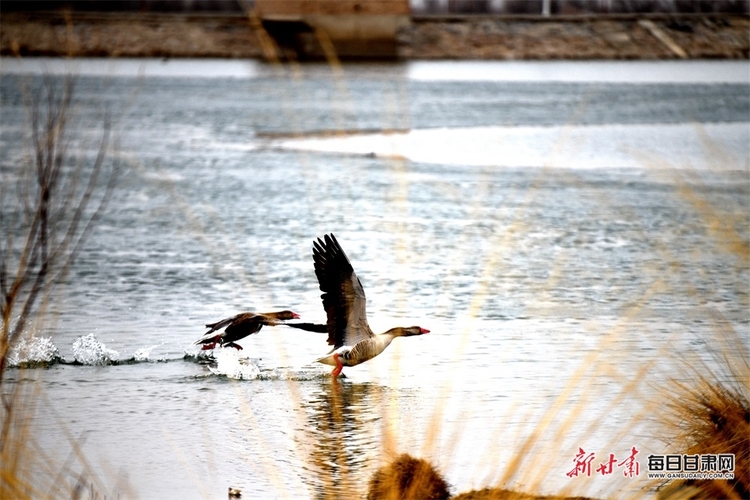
[657,368,749,499]
[452,488,595,500]
[367,454,451,500]
[366,454,598,500]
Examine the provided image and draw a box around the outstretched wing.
[196,312,261,345]
[204,312,247,334]
[312,234,373,349]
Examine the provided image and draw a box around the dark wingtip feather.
[194,334,218,346]
[285,322,328,333]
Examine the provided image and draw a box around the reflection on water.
[300,380,393,498]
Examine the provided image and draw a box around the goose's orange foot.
[201,342,217,350]
[331,353,343,378]
[225,342,243,350]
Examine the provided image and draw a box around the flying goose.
[195,310,300,350]
[297,234,429,377]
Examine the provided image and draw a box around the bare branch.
[0,75,118,382]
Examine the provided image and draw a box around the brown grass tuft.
[452,488,596,500]
[655,321,749,500]
[658,375,749,499]
[367,453,451,500]
[366,454,601,500]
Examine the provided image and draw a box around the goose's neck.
[381,327,408,338]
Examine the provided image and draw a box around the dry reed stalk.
[1,74,119,498]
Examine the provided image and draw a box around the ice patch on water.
[7,336,61,368]
[275,122,748,171]
[72,333,120,365]
[208,348,261,380]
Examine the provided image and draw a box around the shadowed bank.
[1,0,748,60]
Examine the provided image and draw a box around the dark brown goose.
[303,234,429,377]
[195,310,300,350]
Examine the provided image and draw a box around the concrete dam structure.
[255,0,410,59]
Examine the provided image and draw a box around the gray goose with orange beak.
[307,234,429,377]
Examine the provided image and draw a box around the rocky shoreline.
[401,14,749,59]
[1,11,748,60]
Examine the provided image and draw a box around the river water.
[1,58,748,499]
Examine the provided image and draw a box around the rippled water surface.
[1,59,748,499]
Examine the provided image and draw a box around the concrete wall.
[255,0,410,58]
[255,1,409,17]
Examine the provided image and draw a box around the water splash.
[208,348,261,380]
[193,347,330,381]
[133,344,163,362]
[4,336,329,375]
[7,336,61,368]
[182,349,216,365]
[260,365,331,381]
[72,333,120,365]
